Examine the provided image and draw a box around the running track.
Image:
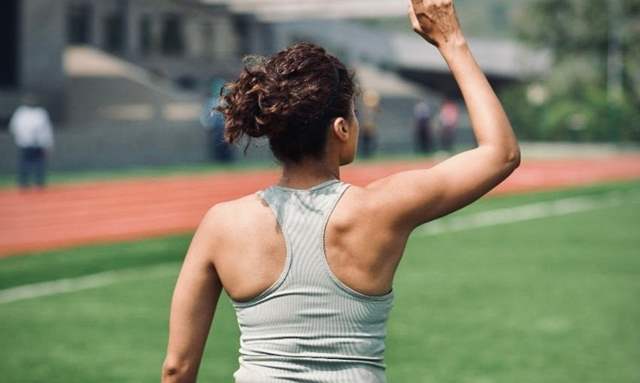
[1,155,639,257]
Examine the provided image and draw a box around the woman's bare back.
[211,184,408,303]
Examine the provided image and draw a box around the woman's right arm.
[366,0,521,233]
[161,206,224,383]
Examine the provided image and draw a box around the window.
[161,14,184,56]
[104,11,125,53]
[0,0,19,88]
[140,15,153,55]
[200,21,214,58]
[67,2,93,44]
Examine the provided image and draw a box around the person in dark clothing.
[413,100,434,154]
[210,109,234,162]
[201,80,234,163]
[358,89,381,159]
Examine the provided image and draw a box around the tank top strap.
[256,179,350,278]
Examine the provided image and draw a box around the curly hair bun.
[216,42,355,163]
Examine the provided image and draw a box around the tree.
[503,0,640,142]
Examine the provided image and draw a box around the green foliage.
[517,0,610,57]
[502,83,640,142]
[505,0,640,142]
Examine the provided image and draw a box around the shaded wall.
[0,122,203,173]
[19,0,66,120]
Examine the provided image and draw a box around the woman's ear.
[332,117,350,142]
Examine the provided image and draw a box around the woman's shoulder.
[341,183,389,213]
[201,192,273,237]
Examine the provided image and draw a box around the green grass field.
[1,180,639,383]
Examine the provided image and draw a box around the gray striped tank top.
[231,178,395,383]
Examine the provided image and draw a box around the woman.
[162,1,520,382]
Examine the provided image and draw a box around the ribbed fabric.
[231,178,395,383]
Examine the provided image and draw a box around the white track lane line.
[1,190,638,305]
[415,190,638,236]
[0,262,178,305]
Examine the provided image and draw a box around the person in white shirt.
[9,95,55,190]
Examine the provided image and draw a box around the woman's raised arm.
[366,0,521,233]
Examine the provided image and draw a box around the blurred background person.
[438,98,459,152]
[200,79,234,163]
[9,94,55,191]
[358,89,382,159]
[413,99,434,154]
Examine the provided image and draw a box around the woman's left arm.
[162,207,225,383]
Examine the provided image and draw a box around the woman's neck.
[278,158,340,189]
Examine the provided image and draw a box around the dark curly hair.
[216,42,356,163]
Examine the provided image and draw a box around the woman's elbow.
[483,143,521,171]
[507,145,522,169]
[161,359,195,383]
[161,364,179,382]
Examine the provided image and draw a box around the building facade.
[0,0,266,127]
[66,0,255,91]
[0,0,66,123]
[0,0,274,174]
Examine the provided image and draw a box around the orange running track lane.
[1,155,640,257]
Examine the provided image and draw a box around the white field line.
[0,262,178,305]
[1,190,638,305]
[415,190,638,236]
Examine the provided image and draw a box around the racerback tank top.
[231,178,395,383]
